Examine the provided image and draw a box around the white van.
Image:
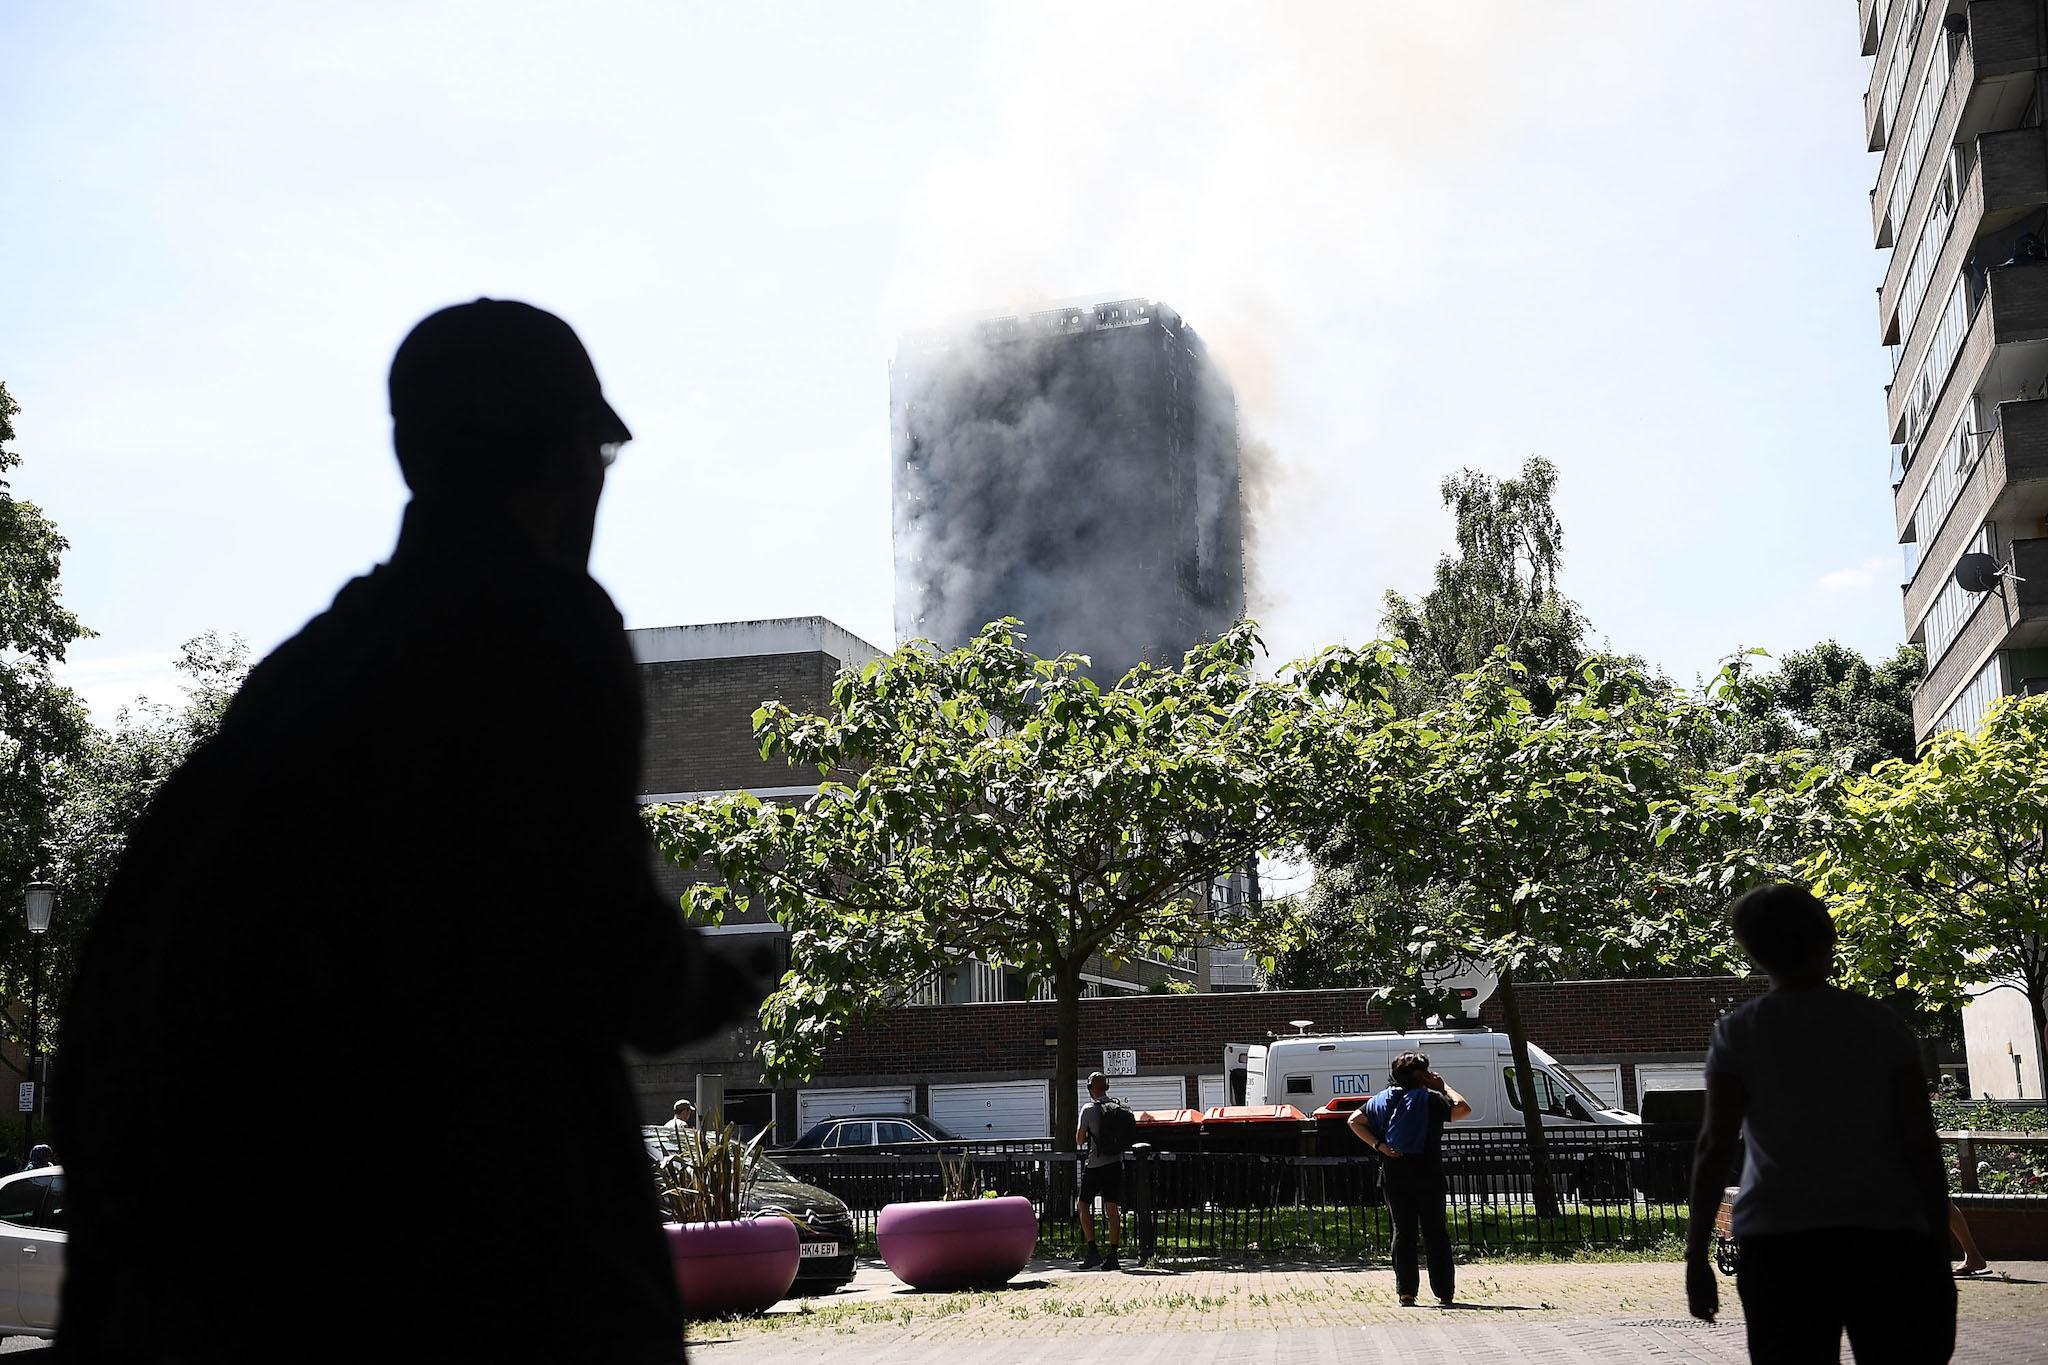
[1237,1029,1637,1126]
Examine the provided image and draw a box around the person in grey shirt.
[1074,1072,1123,1270]
[1686,883,1954,1362]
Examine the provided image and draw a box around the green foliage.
[1379,457,1588,712]
[1929,1090,2048,1194]
[0,380,93,1078]
[1805,694,2048,1042]
[1297,650,1737,1213]
[0,634,250,1074]
[651,1122,771,1224]
[1330,654,1737,985]
[648,619,1388,1145]
[1721,640,1922,771]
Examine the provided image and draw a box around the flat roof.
[627,616,883,668]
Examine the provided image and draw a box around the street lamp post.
[22,881,53,1152]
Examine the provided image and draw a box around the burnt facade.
[892,298,1245,677]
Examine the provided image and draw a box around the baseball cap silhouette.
[389,299,630,493]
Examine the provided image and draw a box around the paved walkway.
[688,1259,2048,1363]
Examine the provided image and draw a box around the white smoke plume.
[884,3,1649,665]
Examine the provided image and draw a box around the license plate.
[800,1241,840,1258]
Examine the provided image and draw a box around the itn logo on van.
[1331,1073,1373,1095]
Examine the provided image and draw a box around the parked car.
[784,1113,963,1153]
[779,1114,1048,1204]
[0,1166,65,1339]
[642,1129,857,1296]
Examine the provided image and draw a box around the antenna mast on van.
[1287,1019,1313,1036]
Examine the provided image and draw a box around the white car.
[0,1166,64,1339]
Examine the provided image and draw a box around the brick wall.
[817,977,1764,1079]
[639,652,838,796]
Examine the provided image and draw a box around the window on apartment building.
[1880,0,1932,147]
[1885,19,1960,247]
[1937,653,2008,735]
[1900,277,1975,449]
[1921,524,1997,666]
[1896,147,1966,343]
[1905,405,1988,576]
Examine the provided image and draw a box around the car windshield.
[1544,1063,1612,1110]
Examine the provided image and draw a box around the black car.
[778,1114,1050,1205]
[784,1113,963,1153]
[642,1128,858,1296]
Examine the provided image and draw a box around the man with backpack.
[1075,1071,1134,1270]
[1351,1050,1471,1306]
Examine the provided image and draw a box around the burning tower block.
[891,298,1246,678]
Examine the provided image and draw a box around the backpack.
[1095,1099,1138,1157]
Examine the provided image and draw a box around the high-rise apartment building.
[1865,0,2048,741]
[890,298,1245,677]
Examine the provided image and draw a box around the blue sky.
[3,2,1898,720]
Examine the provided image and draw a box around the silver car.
[0,1166,64,1339]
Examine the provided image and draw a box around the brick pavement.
[687,1258,2048,1363]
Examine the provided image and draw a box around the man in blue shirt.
[1350,1050,1472,1306]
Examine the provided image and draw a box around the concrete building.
[626,617,882,1134]
[1864,2,2048,1096]
[891,298,1244,678]
[1865,0,2048,742]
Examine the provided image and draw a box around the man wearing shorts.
[1075,1072,1123,1270]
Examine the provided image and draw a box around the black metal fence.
[775,1124,1700,1263]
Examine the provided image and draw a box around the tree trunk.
[1496,969,1562,1219]
[1052,959,1083,1152]
[2032,989,2048,1101]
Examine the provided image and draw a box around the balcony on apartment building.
[1916,534,2048,734]
[1904,391,2048,626]
[1870,1,2045,238]
[1888,259,2048,467]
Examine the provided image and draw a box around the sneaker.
[1100,1251,1121,1272]
[1398,1295,1416,1307]
[1075,1247,1101,1270]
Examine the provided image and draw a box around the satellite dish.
[1954,552,2004,594]
[1428,958,1500,1019]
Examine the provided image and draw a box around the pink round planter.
[665,1217,801,1317]
[876,1196,1038,1290]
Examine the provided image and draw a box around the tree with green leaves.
[1380,456,1588,712]
[1805,693,2048,1064]
[1310,652,1732,1215]
[0,381,94,1111]
[1,635,249,1091]
[648,620,1386,1147]
[1723,640,1923,771]
[1274,457,1599,994]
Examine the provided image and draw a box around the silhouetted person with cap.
[57,300,749,1363]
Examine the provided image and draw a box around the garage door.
[1078,1076,1187,1113]
[1565,1064,1624,1111]
[929,1080,1049,1140]
[797,1086,914,1135]
[1197,1074,1227,1110]
[1635,1063,1707,1094]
